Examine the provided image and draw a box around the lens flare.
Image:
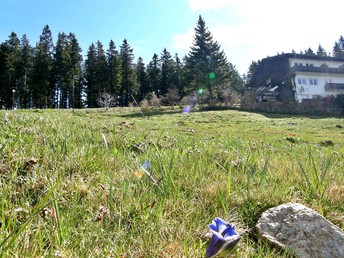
[209,72,215,80]
[183,105,191,113]
[198,88,203,94]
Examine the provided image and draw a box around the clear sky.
[1,0,343,74]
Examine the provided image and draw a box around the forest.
[1,14,344,110]
[0,16,243,110]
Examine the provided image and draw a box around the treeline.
[0,16,243,109]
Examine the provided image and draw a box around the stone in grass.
[256,203,344,258]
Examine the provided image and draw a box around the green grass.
[1,108,343,257]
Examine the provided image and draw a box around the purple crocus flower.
[205,217,241,258]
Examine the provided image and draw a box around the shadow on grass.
[117,109,183,118]
[118,106,343,120]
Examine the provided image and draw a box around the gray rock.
[256,203,344,258]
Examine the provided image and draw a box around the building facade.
[250,54,344,103]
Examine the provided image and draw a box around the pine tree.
[333,36,344,58]
[160,48,174,96]
[147,53,161,97]
[316,44,327,57]
[31,25,54,108]
[135,57,148,101]
[106,40,121,96]
[305,47,315,56]
[185,15,232,100]
[0,42,11,108]
[119,39,137,106]
[3,32,21,109]
[54,32,70,108]
[85,43,98,107]
[171,54,184,97]
[68,33,83,109]
[18,34,33,108]
[245,60,259,86]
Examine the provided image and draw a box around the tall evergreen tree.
[0,41,11,108]
[147,53,161,97]
[96,40,107,96]
[31,25,54,108]
[305,47,315,56]
[68,33,83,108]
[171,54,184,97]
[1,32,21,108]
[119,39,137,106]
[316,44,327,57]
[160,48,175,96]
[333,36,344,58]
[185,15,232,100]
[85,43,98,107]
[54,32,70,108]
[245,60,259,86]
[135,57,148,101]
[106,40,121,96]
[18,34,33,108]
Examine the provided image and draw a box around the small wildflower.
[206,217,240,258]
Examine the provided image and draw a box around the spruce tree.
[160,48,174,96]
[85,43,98,107]
[333,36,344,58]
[3,32,21,108]
[0,42,11,108]
[54,32,70,108]
[119,39,137,106]
[106,40,121,96]
[68,33,83,108]
[185,15,232,100]
[31,25,54,108]
[147,53,161,97]
[18,34,33,108]
[316,44,327,57]
[135,57,148,101]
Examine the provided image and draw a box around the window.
[309,78,318,85]
[297,78,307,85]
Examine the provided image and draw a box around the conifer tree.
[316,44,327,57]
[119,39,137,106]
[2,32,21,108]
[85,43,98,107]
[185,15,232,100]
[18,34,33,108]
[31,25,54,108]
[106,40,121,96]
[0,41,12,108]
[160,48,174,96]
[135,57,148,101]
[54,32,70,108]
[147,53,161,97]
[333,36,344,58]
[68,33,83,108]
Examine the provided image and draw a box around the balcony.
[291,65,344,74]
[325,83,344,92]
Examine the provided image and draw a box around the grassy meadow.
[1,107,343,257]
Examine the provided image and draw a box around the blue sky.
[1,0,344,74]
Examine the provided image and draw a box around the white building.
[291,56,344,102]
[250,54,344,103]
